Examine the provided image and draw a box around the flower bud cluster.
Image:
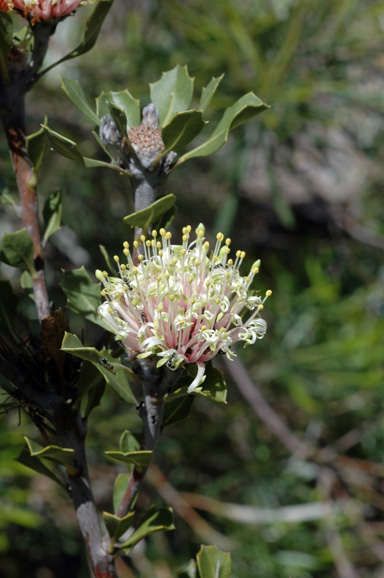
[97,225,271,392]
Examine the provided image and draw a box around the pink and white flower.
[96,225,271,393]
[12,0,93,21]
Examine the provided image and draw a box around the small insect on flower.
[96,225,271,393]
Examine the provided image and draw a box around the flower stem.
[115,376,165,518]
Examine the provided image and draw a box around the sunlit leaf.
[199,74,224,112]
[150,65,194,126]
[124,194,176,228]
[105,450,152,467]
[96,89,140,128]
[162,110,206,153]
[178,93,269,163]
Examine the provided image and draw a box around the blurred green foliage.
[1,0,384,577]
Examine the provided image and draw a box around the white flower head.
[97,225,271,392]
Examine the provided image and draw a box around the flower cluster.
[2,0,93,20]
[97,225,271,392]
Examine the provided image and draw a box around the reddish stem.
[4,120,51,320]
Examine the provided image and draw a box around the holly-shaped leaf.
[162,110,206,153]
[150,65,194,127]
[118,507,175,553]
[178,92,269,164]
[43,125,85,164]
[103,511,135,542]
[124,194,176,228]
[199,75,224,113]
[23,436,78,476]
[61,332,136,404]
[0,229,34,273]
[96,89,140,128]
[196,545,231,578]
[16,448,68,491]
[105,450,152,468]
[119,430,140,453]
[60,77,100,126]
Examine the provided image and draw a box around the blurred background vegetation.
[1,0,384,576]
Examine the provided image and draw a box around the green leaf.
[40,0,114,75]
[83,156,130,175]
[99,244,117,274]
[194,364,227,404]
[105,450,152,468]
[60,77,100,125]
[0,280,18,333]
[0,229,34,272]
[113,473,130,514]
[20,271,34,302]
[23,436,77,475]
[16,449,68,491]
[196,546,231,578]
[0,13,13,77]
[61,266,105,328]
[199,75,224,113]
[107,101,127,138]
[118,507,175,553]
[96,90,140,128]
[178,93,269,163]
[103,511,135,542]
[43,190,62,243]
[61,332,136,404]
[124,194,176,228]
[162,395,194,428]
[150,65,194,127]
[119,430,140,453]
[43,125,85,164]
[162,110,206,153]
[26,122,47,175]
